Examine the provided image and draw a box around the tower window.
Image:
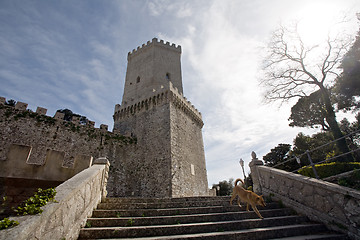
[136,76,140,83]
[166,73,170,80]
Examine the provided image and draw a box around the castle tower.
[113,38,209,198]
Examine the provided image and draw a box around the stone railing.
[0,157,110,240]
[249,152,360,239]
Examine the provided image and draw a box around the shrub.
[13,188,57,215]
[0,218,19,230]
[338,170,360,190]
[298,162,360,179]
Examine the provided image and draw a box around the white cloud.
[1,0,359,187]
[147,0,193,18]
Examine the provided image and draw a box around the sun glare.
[294,2,354,45]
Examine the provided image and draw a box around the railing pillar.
[249,151,264,194]
[93,157,110,201]
[306,150,319,179]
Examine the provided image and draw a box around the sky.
[0,0,359,187]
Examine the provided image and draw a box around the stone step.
[87,208,295,227]
[93,202,281,217]
[91,225,344,240]
[104,196,230,204]
[268,234,348,240]
[78,216,311,239]
[78,197,345,239]
[97,200,230,210]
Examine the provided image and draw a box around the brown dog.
[230,178,266,219]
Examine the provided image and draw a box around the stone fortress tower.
[113,38,209,197]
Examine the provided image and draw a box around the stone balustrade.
[249,153,360,239]
[0,157,110,240]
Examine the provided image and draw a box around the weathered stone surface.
[251,164,360,239]
[36,107,47,115]
[112,39,208,198]
[0,38,210,202]
[0,103,134,197]
[14,101,27,110]
[0,158,109,240]
[0,96,5,105]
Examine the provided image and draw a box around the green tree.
[288,90,329,131]
[5,99,16,107]
[263,143,292,169]
[292,132,338,165]
[212,178,234,196]
[336,15,360,111]
[261,22,354,161]
[339,115,360,160]
[56,109,88,125]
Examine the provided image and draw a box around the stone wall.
[170,101,208,197]
[0,100,135,199]
[113,84,209,197]
[0,158,110,240]
[122,38,183,106]
[1,81,210,198]
[112,96,173,197]
[250,158,360,239]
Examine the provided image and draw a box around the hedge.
[298,162,360,179]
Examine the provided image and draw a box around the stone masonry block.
[15,101,28,110]
[0,144,32,178]
[36,107,47,115]
[87,121,95,127]
[100,124,108,131]
[0,97,5,105]
[72,116,80,124]
[54,112,65,120]
[73,155,93,174]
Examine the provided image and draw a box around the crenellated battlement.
[113,81,203,127]
[0,96,108,131]
[0,143,93,182]
[0,96,137,184]
[127,38,181,60]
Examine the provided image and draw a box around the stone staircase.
[78,196,347,239]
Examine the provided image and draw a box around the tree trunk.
[319,86,354,162]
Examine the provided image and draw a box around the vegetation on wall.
[1,104,56,125]
[1,104,137,146]
[0,188,57,230]
[13,188,57,216]
[0,218,19,230]
[56,108,88,125]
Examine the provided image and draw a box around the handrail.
[271,129,360,178]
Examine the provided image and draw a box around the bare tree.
[261,23,354,161]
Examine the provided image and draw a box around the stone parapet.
[0,96,5,105]
[128,37,181,60]
[0,143,93,181]
[36,106,47,115]
[0,157,110,240]
[251,161,360,239]
[0,96,106,130]
[113,81,203,128]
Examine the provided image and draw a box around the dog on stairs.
[230,178,266,219]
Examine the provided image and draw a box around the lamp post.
[239,158,246,180]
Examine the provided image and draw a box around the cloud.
[1,0,359,187]
[147,0,193,18]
